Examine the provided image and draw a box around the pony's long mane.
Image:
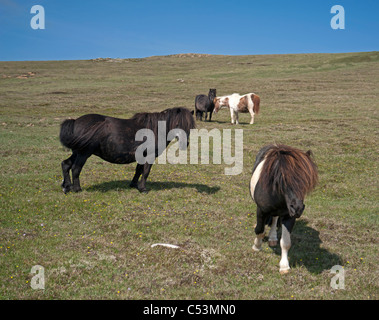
[131,107,195,135]
[259,144,318,198]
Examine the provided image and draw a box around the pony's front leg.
[253,208,266,251]
[138,163,153,193]
[279,217,296,274]
[130,164,143,189]
[253,232,265,251]
[268,216,279,247]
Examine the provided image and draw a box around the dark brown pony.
[249,144,318,274]
[195,88,216,121]
[60,107,195,193]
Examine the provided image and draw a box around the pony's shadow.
[205,119,228,124]
[87,180,220,194]
[208,120,250,125]
[268,219,342,274]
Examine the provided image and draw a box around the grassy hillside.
[0,52,378,299]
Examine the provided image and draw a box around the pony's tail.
[59,119,76,150]
[60,117,104,151]
[252,94,260,114]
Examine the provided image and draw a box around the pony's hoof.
[279,268,290,275]
[139,189,149,194]
[129,182,138,189]
[62,185,72,194]
[268,240,278,247]
[62,188,70,194]
[252,245,262,252]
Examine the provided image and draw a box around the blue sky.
[0,0,378,61]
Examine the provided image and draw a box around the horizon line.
[1,50,378,63]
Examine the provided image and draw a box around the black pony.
[194,88,216,121]
[249,144,318,274]
[59,107,195,193]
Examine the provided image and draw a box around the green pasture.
[0,52,378,299]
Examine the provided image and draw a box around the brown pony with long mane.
[259,144,318,199]
[250,144,318,274]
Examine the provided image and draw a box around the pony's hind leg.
[249,111,255,124]
[61,152,77,193]
[253,208,266,251]
[195,109,201,121]
[71,153,89,192]
[196,110,203,121]
[229,109,235,124]
[268,216,279,247]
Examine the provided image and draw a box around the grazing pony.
[59,107,195,193]
[213,92,260,124]
[249,144,318,274]
[195,88,217,121]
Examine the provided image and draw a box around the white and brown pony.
[213,93,260,124]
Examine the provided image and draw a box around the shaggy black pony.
[249,144,318,274]
[194,88,216,121]
[59,107,195,193]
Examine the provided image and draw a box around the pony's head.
[131,107,195,150]
[284,191,305,218]
[259,144,318,218]
[213,96,229,113]
[162,107,196,149]
[208,89,217,100]
[164,107,195,131]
